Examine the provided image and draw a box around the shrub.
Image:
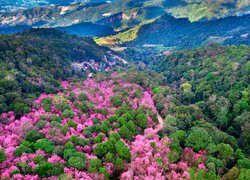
[42,98,52,112]
[103,140,116,153]
[63,148,85,160]
[116,143,131,160]
[79,92,89,101]
[117,117,127,127]
[185,127,212,151]
[119,125,133,141]
[25,130,45,143]
[44,103,52,112]
[126,121,138,136]
[94,143,108,157]
[16,162,33,175]
[0,150,7,163]
[70,135,89,147]
[13,102,30,116]
[109,132,121,141]
[34,162,64,178]
[115,158,124,170]
[62,109,74,118]
[94,134,103,144]
[53,146,64,157]
[63,148,78,160]
[68,120,77,129]
[99,166,109,178]
[110,96,122,107]
[105,152,115,163]
[61,124,69,135]
[14,141,33,156]
[34,139,55,154]
[34,155,46,164]
[167,150,180,163]
[109,137,117,145]
[237,158,250,169]
[37,120,47,129]
[88,158,102,172]
[68,156,85,170]
[136,113,147,129]
[100,124,109,134]
[51,114,62,122]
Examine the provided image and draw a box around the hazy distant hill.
[97,14,250,49]
[0,0,116,12]
[1,0,249,35]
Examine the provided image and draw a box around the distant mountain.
[0,0,249,37]
[57,22,115,37]
[97,14,250,49]
[0,0,116,12]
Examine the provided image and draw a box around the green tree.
[16,162,33,175]
[14,141,33,156]
[115,140,131,160]
[110,96,122,107]
[216,143,234,162]
[94,143,108,157]
[88,158,102,172]
[237,158,250,169]
[119,125,133,141]
[185,127,212,151]
[0,150,7,163]
[25,130,45,143]
[13,102,30,116]
[34,139,55,154]
[216,107,228,129]
[136,113,147,129]
[34,162,64,178]
[68,156,85,170]
[115,158,124,170]
[126,120,138,136]
[62,109,75,118]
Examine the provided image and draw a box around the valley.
[0,0,249,179]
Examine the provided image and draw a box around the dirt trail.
[155,113,164,133]
[144,113,164,139]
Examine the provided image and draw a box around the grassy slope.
[95,18,156,45]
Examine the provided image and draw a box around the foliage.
[34,162,64,178]
[185,127,212,151]
[25,130,45,143]
[88,158,102,173]
[34,139,55,154]
[68,156,85,170]
[0,150,6,163]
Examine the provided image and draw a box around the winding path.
[144,113,164,138]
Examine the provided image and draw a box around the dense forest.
[0,28,114,115]
[147,45,250,158]
[0,0,250,179]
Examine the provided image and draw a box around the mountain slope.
[0,0,115,12]
[149,45,250,155]
[0,28,123,114]
[99,14,250,49]
[1,0,249,37]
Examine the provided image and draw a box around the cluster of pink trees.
[121,128,207,180]
[0,75,208,179]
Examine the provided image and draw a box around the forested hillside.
[0,1,249,179]
[148,45,250,156]
[0,28,121,115]
[98,14,250,49]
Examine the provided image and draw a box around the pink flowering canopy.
[0,74,208,179]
